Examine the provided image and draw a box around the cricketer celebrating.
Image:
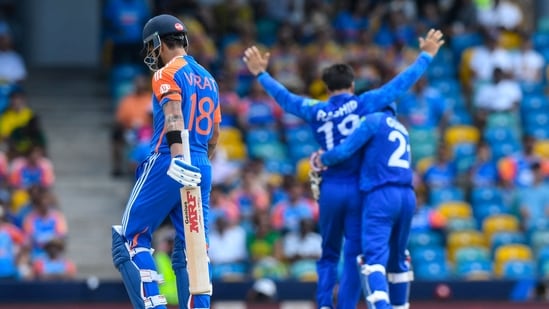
[242,28,442,309]
[314,29,445,309]
[111,14,220,309]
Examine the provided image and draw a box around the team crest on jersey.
[159,83,171,94]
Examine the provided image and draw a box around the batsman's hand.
[309,150,327,173]
[242,46,270,76]
[167,157,201,187]
[419,28,445,57]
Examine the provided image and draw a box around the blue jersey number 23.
[388,130,411,169]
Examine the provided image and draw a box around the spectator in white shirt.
[208,216,248,266]
[512,36,545,84]
[0,22,26,84]
[477,0,523,31]
[475,67,522,128]
[282,218,321,263]
[469,30,513,84]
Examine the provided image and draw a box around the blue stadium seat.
[484,126,522,160]
[529,230,549,254]
[453,142,476,174]
[450,33,483,64]
[248,141,287,161]
[288,141,318,163]
[410,246,447,264]
[520,81,544,95]
[285,125,315,145]
[448,108,473,126]
[473,203,508,228]
[446,218,477,232]
[523,112,549,134]
[455,246,490,264]
[455,260,492,279]
[427,62,457,80]
[501,261,536,279]
[430,78,462,96]
[408,230,444,249]
[429,187,465,206]
[526,125,549,140]
[265,159,295,175]
[491,231,527,256]
[533,31,549,50]
[110,64,145,105]
[471,187,504,207]
[521,94,549,114]
[246,128,279,145]
[0,83,14,114]
[414,261,451,280]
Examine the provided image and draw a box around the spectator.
[213,0,254,38]
[180,15,218,70]
[271,177,316,233]
[111,74,152,176]
[217,72,242,128]
[282,218,321,280]
[444,0,479,35]
[0,21,26,84]
[498,135,540,188]
[154,230,178,305]
[231,168,270,223]
[410,190,446,233]
[128,111,153,171]
[208,216,248,280]
[208,185,239,232]
[247,210,284,264]
[422,143,457,189]
[332,0,370,44]
[469,141,499,188]
[511,35,545,84]
[0,150,6,181]
[0,88,33,143]
[102,0,151,65]
[22,188,67,258]
[210,148,240,186]
[476,0,523,32]
[468,30,512,86]
[398,76,448,132]
[239,80,283,131]
[0,204,29,280]
[517,161,549,230]
[269,23,305,92]
[32,238,76,280]
[9,146,55,190]
[8,115,47,159]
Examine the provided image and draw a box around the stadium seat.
[427,62,456,80]
[447,231,486,262]
[444,125,480,150]
[473,203,509,228]
[529,230,549,254]
[485,113,521,133]
[296,158,311,183]
[289,260,318,282]
[490,231,527,256]
[219,143,247,161]
[454,246,490,265]
[452,142,476,174]
[246,128,279,145]
[410,245,447,264]
[429,78,462,96]
[288,141,318,163]
[408,230,444,249]
[448,107,474,126]
[429,187,465,206]
[446,218,477,232]
[248,141,287,161]
[415,157,434,175]
[483,214,520,242]
[437,201,473,220]
[450,33,483,63]
[533,140,549,159]
[455,260,492,280]
[527,125,549,140]
[414,260,451,280]
[521,94,549,115]
[285,125,315,145]
[500,260,536,279]
[494,244,533,276]
[520,81,544,95]
[219,127,244,144]
[533,31,549,50]
[471,187,504,207]
[265,159,295,175]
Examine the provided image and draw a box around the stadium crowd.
[104,0,548,286]
[0,7,76,281]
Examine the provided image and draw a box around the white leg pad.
[361,264,386,276]
[388,271,414,283]
[393,303,410,309]
[366,290,390,304]
[140,269,165,284]
[144,295,167,308]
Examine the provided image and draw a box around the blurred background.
[3,0,549,307]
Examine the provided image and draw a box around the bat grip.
[181,129,191,164]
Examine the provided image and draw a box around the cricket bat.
[180,128,211,295]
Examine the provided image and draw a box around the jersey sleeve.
[359,52,433,113]
[320,113,383,167]
[214,104,221,124]
[152,67,183,106]
[257,72,315,121]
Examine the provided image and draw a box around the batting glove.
[167,156,202,187]
[309,150,327,172]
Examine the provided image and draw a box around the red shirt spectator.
[9,146,54,189]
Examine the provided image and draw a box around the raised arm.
[319,113,383,167]
[243,46,315,121]
[360,29,445,113]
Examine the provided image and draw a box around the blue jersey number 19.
[388,130,411,169]
[316,114,360,150]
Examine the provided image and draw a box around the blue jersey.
[150,55,221,156]
[257,51,432,179]
[321,111,413,192]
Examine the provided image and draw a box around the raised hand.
[242,46,270,76]
[419,29,445,57]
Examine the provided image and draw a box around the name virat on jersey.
[315,100,358,122]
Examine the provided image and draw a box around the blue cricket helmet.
[142,14,188,71]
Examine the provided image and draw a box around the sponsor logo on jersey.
[159,83,171,94]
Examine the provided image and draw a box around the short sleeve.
[152,64,183,106]
[214,104,221,124]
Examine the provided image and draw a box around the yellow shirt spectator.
[0,90,33,139]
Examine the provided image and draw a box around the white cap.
[253,278,277,298]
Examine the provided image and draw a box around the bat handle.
[181,129,191,164]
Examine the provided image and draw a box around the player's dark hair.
[322,64,355,92]
[161,33,188,50]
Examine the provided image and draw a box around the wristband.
[166,130,182,147]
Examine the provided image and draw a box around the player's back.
[150,55,220,156]
[309,93,367,179]
[360,112,413,192]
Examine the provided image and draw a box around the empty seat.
[471,187,504,207]
[533,140,549,159]
[494,244,533,276]
[219,127,244,144]
[529,230,549,254]
[410,246,447,264]
[483,214,520,242]
[446,218,477,232]
[500,260,536,279]
[490,231,527,256]
[455,260,492,280]
[429,187,465,206]
[438,201,473,220]
[454,246,490,264]
[447,231,486,262]
[473,203,508,229]
[408,230,444,249]
[414,261,451,280]
[444,125,480,149]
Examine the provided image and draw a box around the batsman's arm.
[208,122,220,159]
[257,72,315,121]
[360,51,432,113]
[163,100,185,157]
[320,113,382,167]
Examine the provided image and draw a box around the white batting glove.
[308,171,322,201]
[167,156,202,187]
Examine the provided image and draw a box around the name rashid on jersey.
[316,100,358,122]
